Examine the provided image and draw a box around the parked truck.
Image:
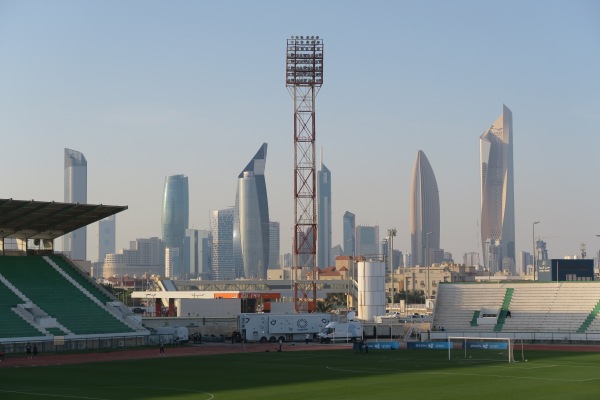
[317,321,362,343]
[154,326,189,343]
[239,313,332,343]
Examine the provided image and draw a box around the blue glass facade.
[161,175,189,277]
[343,211,355,257]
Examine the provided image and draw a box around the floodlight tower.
[286,35,323,312]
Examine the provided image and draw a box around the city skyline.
[1,2,599,265]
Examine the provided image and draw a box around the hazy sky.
[1,1,599,264]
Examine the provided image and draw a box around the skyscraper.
[480,105,516,274]
[355,225,379,258]
[410,150,441,267]
[317,156,332,268]
[343,211,355,257]
[212,207,235,280]
[161,175,189,277]
[233,143,269,279]
[97,215,116,265]
[198,230,213,279]
[268,221,280,269]
[64,148,87,260]
[183,229,200,279]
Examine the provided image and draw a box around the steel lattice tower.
[286,36,323,311]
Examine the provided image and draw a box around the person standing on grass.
[159,339,165,355]
[26,343,32,359]
[305,333,310,344]
[278,338,283,352]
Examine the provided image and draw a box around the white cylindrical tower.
[357,260,386,321]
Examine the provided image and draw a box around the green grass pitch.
[1,349,599,399]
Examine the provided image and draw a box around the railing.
[430,330,600,343]
[0,334,150,355]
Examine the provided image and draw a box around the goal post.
[447,337,520,363]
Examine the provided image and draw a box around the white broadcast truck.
[239,313,332,343]
[317,321,362,343]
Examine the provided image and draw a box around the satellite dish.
[348,311,356,321]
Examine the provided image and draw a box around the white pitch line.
[102,386,215,399]
[0,390,109,400]
[422,371,600,383]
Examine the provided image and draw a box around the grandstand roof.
[0,198,127,240]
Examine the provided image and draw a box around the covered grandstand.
[0,198,149,352]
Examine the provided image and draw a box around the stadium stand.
[0,256,137,336]
[433,282,600,335]
[0,279,46,339]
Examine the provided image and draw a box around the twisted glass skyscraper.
[480,105,515,274]
[410,150,440,267]
[161,174,189,278]
[233,143,269,279]
[64,148,87,260]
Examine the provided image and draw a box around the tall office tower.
[410,150,440,267]
[536,239,548,261]
[198,230,213,280]
[518,251,532,275]
[233,143,270,279]
[355,225,379,258]
[97,215,116,265]
[480,105,516,274]
[393,250,404,268]
[343,211,356,256]
[382,238,389,271]
[183,229,200,279]
[165,247,180,278]
[404,253,413,268]
[212,207,235,280]
[317,156,332,268]
[268,221,280,269]
[64,148,87,260]
[161,174,189,278]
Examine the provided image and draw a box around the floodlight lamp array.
[286,35,323,86]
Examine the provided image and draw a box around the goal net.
[447,337,517,363]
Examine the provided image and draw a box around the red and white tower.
[286,36,323,311]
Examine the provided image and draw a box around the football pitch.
[1,349,599,399]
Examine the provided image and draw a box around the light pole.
[388,228,397,311]
[426,232,432,300]
[533,221,540,280]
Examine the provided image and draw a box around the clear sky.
[1,1,599,264]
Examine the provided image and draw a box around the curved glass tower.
[410,150,440,267]
[64,148,87,260]
[480,105,515,274]
[161,174,189,277]
[233,143,269,279]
